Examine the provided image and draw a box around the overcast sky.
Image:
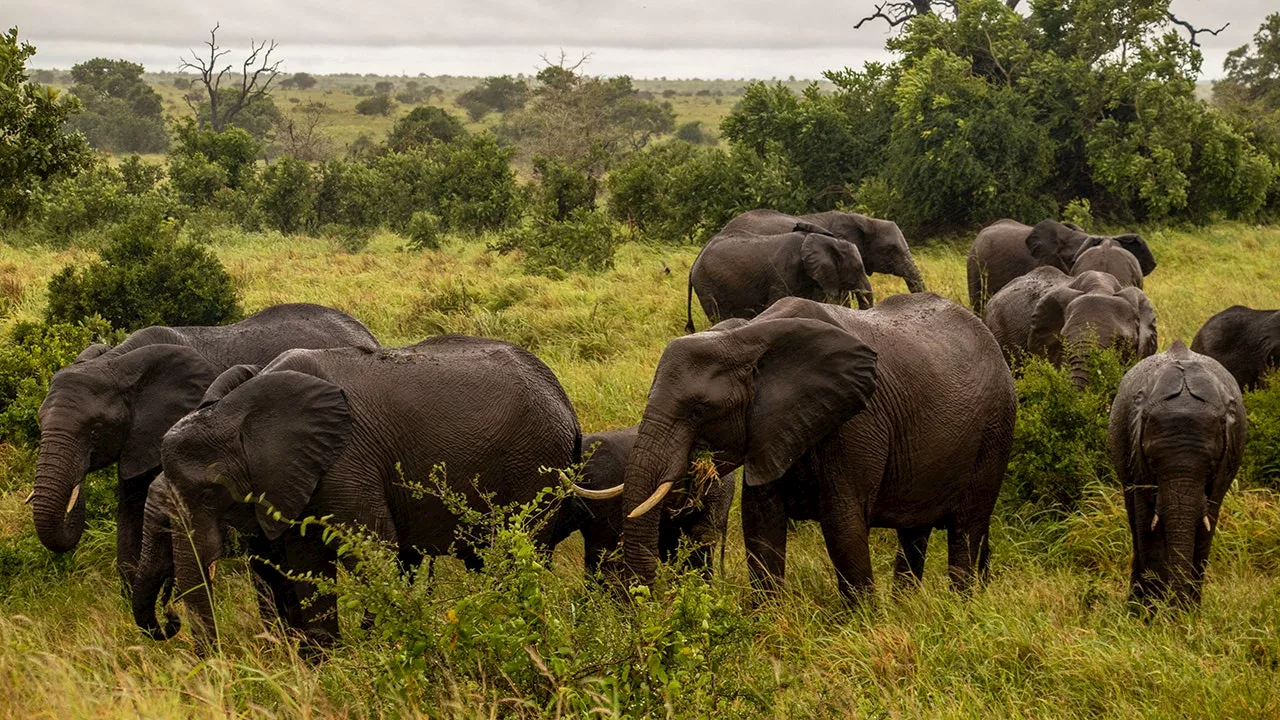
[11,0,1274,80]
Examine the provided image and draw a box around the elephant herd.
[24,210,1279,652]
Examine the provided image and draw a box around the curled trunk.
[902,257,927,294]
[620,419,694,586]
[31,432,89,553]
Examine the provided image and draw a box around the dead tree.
[179,23,281,132]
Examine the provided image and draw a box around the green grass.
[1,223,1280,716]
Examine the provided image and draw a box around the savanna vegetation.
[2,0,1280,715]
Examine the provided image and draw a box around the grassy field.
[1,223,1279,716]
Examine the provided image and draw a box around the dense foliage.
[65,58,168,153]
[456,75,528,121]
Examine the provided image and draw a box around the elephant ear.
[1070,236,1105,265]
[74,343,112,364]
[1063,222,1085,232]
[736,317,879,485]
[801,233,863,301]
[199,365,261,409]
[709,317,749,332]
[1118,287,1158,358]
[1029,285,1085,361]
[1113,234,1157,276]
[1025,220,1080,270]
[237,370,352,539]
[793,220,835,238]
[111,345,222,481]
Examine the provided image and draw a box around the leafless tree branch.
[854,0,1019,30]
[1165,13,1228,48]
[178,23,281,132]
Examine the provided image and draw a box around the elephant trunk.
[1067,347,1091,390]
[902,257,927,294]
[620,417,695,587]
[132,487,180,640]
[1157,485,1207,606]
[854,275,875,310]
[31,430,90,553]
[170,515,221,651]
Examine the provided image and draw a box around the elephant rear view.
[1109,341,1244,607]
[132,335,581,648]
[686,229,873,332]
[1191,306,1280,390]
[29,303,378,589]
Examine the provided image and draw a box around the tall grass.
[1,222,1279,716]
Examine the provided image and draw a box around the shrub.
[530,156,597,221]
[1002,349,1125,516]
[1241,372,1280,490]
[319,223,373,254]
[675,120,716,146]
[117,154,164,195]
[405,211,443,250]
[256,156,317,234]
[0,317,119,446]
[170,119,259,190]
[430,134,522,234]
[45,205,242,331]
[385,106,466,152]
[167,151,229,208]
[355,94,395,116]
[493,208,618,277]
[314,159,383,230]
[36,159,134,238]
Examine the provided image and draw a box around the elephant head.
[1025,220,1093,272]
[798,213,925,294]
[619,305,878,584]
[1029,272,1156,388]
[1124,344,1243,606]
[132,366,351,646]
[800,232,874,310]
[30,344,220,554]
[1072,234,1157,277]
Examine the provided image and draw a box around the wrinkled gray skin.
[984,268,1157,387]
[620,295,1016,600]
[1071,238,1144,288]
[132,336,581,649]
[30,304,378,590]
[1191,306,1280,390]
[719,209,926,296]
[967,219,1156,313]
[1108,342,1244,607]
[568,426,735,576]
[685,226,874,333]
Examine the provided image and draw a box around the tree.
[271,101,334,161]
[385,106,466,152]
[0,27,92,224]
[456,75,529,121]
[290,72,318,90]
[374,80,394,94]
[66,58,169,153]
[355,94,395,116]
[179,23,281,132]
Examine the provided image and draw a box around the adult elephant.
[131,336,581,648]
[967,219,1156,313]
[28,304,378,588]
[983,268,1157,386]
[566,425,735,576]
[1071,237,1145,289]
[1191,306,1280,390]
[719,209,926,297]
[686,228,873,333]
[1109,341,1244,607]
[619,294,1016,599]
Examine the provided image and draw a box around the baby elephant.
[567,426,735,576]
[984,267,1156,385]
[1191,305,1280,390]
[1109,341,1244,607]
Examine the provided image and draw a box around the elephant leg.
[248,539,296,629]
[283,538,339,648]
[818,506,874,602]
[946,516,991,592]
[893,526,931,587]
[115,470,158,593]
[742,482,788,593]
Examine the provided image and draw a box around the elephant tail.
[686,274,696,334]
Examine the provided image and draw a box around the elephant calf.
[566,426,735,576]
[967,219,1156,313]
[132,336,581,648]
[1109,341,1244,607]
[983,267,1156,385]
[619,294,1016,601]
[686,227,874,333]
[1191,306,1280,390]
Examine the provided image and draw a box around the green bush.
[431,134,521,234]
[117,154,164,196]
[405,211,443,250]
[530,156,597,222]
[170,120,259,190]
[319,223,373,254]
[493,207,618,277]
[355,94,394,116]
[385,106,466,152]
[314,159,383,230]
[256,156,317,234]
[44,205,242,331]
[0,318,119,446]
[35,159,134,238]
[167,151,229,208]
[1241,373,1280,491]
[1002,349,1125,516]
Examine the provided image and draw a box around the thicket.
[65,58,169,153]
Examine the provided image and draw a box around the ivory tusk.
[23,490,35,505]
[1151,513,1160,531]
[1203,516,1212,532]
[627,481,673,519]
[207,563,217,580]
[572,483,625,500]
[66,485,81,515]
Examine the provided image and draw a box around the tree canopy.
[66,58,168,153]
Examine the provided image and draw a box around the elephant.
[967,219,1156,313]
[565,425,736,576]
[28,303,379,589]
[719,209,927,297]
[1191,306,1280,390]
[1071,237,1144,289]
[131,335,581,648]
[617,294,1016,600]
[1108,341,1244,607]
[686,228,874,333]
[983,267,1157,386]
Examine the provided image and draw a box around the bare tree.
[179,23,281,132]
[271,102,334,161]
